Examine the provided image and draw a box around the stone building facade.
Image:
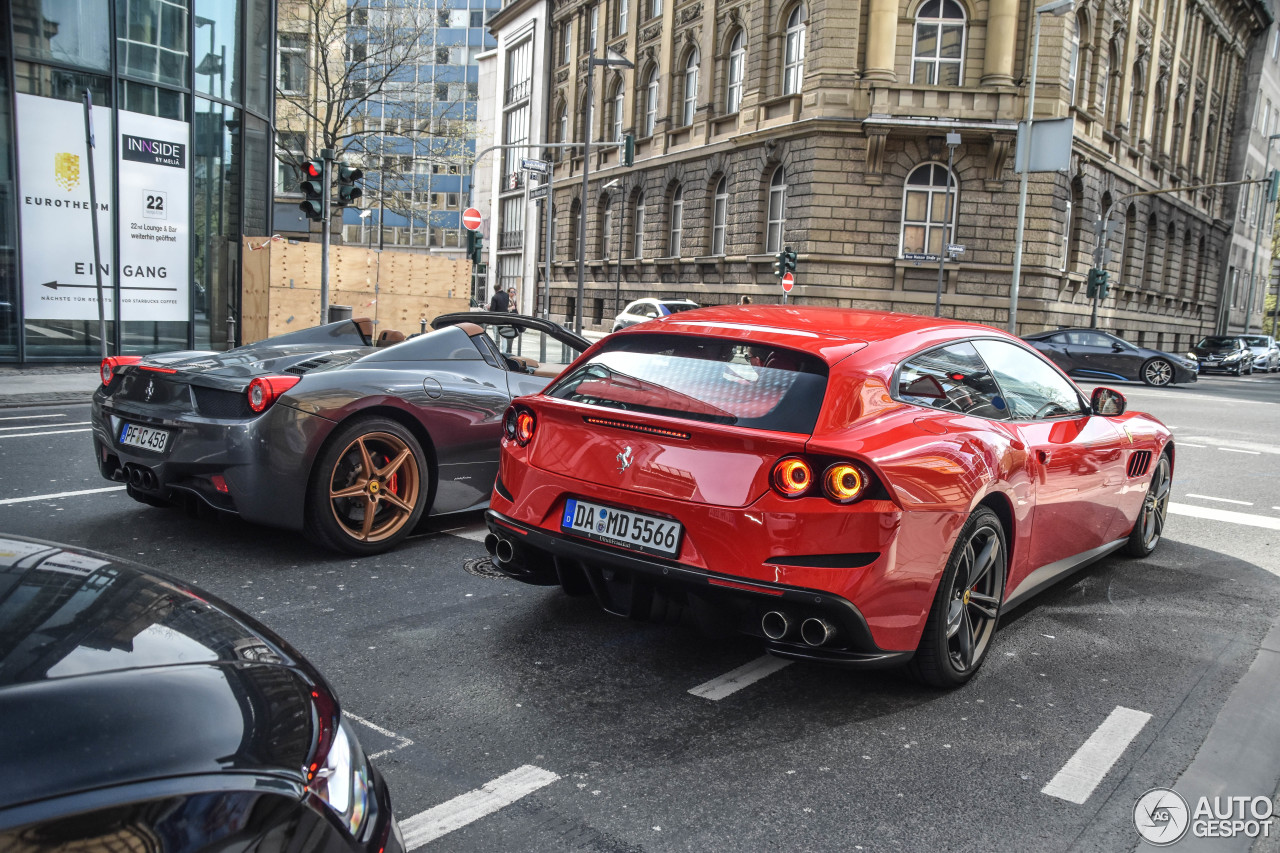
[529,0,1271,342]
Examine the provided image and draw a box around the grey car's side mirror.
[1091,386,1127,416]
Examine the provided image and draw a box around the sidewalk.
[0,365,100,408]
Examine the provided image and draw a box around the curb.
[0,392,95,409]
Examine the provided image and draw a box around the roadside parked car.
[611,298,700,333]
[484,307,1173,687]
[0,534,402,852]
[1239,334,1280,373]
[1022,328,1197,387]
[91,312,588,555]
[1189,335,1254,375]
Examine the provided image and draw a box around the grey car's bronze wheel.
[907,506,1006,688]
[307,417,429,555]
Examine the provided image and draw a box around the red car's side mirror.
[1091,386,1127,416]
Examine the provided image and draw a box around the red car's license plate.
[561,497,682,558]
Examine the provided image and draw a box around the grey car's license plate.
[119,422,171,453]
[561,497,682,558]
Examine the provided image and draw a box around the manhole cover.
[464,557,508,580]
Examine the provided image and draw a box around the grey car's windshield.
[1240,336,1270,347]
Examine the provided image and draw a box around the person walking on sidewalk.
[488,284,509,313]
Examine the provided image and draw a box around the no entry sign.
[781,271,795,293]
[462,207,483,231]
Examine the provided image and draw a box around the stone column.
[864,0,898,82]
[983,0,1017,86]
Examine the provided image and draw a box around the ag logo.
[54,152,80,191]
[1134,788,1190,846]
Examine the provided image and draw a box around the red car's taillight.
[100,355,142,386]
[515,411,536,445]
[247,375,302,413]
[822,462,866,504]
[772,456,812,498]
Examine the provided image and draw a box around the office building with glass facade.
[1,0,274,362]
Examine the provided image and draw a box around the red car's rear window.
[545,334,828,433]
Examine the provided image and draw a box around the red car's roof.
[628,305,1014,364]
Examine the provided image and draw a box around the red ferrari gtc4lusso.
[484,307,1173,686]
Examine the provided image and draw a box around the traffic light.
[771,250,785,279]
[621,134,635,167]
[467,230,484,265]
[1269,168,1280,203]
[335,162,363,206]
[783,247,798,274]
[299,158,325,221]
[1086,267,1109,300]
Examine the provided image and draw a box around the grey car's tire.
[1124,453,1171,558]
[907,506,1006,688]
[1140,358,1173,387]
[306,417,429,556]
[126,484,170,508]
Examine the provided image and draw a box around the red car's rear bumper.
[487,461,969,660]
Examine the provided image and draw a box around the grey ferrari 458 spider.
[91,312,588,555]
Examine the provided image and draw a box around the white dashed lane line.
[0,421,87,431]
[1184,494,1254,506]
[401,765,560,849]
[0,428,92,439]
[0,413,66,422]
[688,655,793,701]
[0,486,126,506]
[1041,706,1152,805]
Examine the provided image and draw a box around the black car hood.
[0,536,329,809]
[1191,345,1238,356]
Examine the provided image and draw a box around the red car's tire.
[1123,453,1171,558]
[907,506,1007,689]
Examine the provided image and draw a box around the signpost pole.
[320,148,335,323]
[83,90,107,359]
[935,133,960,318]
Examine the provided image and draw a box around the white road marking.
[401,764,559,849]
[0,428,92,439]
[0,421,89,432]
[1169,502,1280,532]
[1184,493,1254,506]
[441,523,489,543]
[0,413,66,422]
[1220,447,1262,455]
[0,486,126,506]
[688,655,793,701]
[1041,706,1152,804]
[1176,442,1207,448]
[1179,436,1280,455]
[345,712,414,759]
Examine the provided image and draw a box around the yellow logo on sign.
[54,152,80,191]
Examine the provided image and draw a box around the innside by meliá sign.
[122,134,185,169]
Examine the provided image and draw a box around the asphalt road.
[3,372,1280,852]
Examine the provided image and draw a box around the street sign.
[529,185,548,201]
[462,207,483,231]
[947,244,966,254]
[903,252,939,262]
[521,158,549,174]
[781,271,795,293]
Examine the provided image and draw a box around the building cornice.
[488,0,547,33]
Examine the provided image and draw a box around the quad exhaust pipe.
[761,611,838,647]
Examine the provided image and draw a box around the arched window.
[1067,13,1083,106]
[1194,235,1206,301]
[1096,42,1114,118]
[783,5,806,95]
[1103,42,1120,127]
[1163,221,1177,293]
[1067,177,1084,272]
[681,48,699,126]
[712,176,728,255]
[611,79,625,141]
[633,192,646,257]
[1142,212,1158,288]
[912,0,966,86]
[643,66,659,136]
[1128,63,1145,138]
[556,104,568,160]
[726,31,746,114]
[568,198,581,260]
[900,163,957,257]
[601,196,614,258]
[669,184,684,256]
[766,166,786,252]
[1120,204,1137,286]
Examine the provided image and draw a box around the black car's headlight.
[310,717,374,839]
[1224,352,1242,362]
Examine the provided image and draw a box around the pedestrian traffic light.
[467,230,484,265]
[783,247,798,274]
[1086,267,1109,300]
[335,162,363,206]
[772,250,785,279]
[299,158,325,221]
[622,134,635,168]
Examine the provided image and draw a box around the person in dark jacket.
[488,284,509,312]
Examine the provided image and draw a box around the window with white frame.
[1060,200,1071,272]
[501,196,525,249]
[633,193,646,257]
[766,166,786,252]
[1067,14,1083,106]
[602,198,613,257]
[650,0,661,19]
[900,163,957,256]
[911,0,966,86]
[612,80,625,140]
[506,39,533,105]
[712,177,728,255]
[669,185,683,256]
[590,5,598,51]
[682,49,699,126]
[643,66,659,136]
[561,20,572,64]
[618,0,628,36]
[727,31,745,114]
[783,5,806,95]
[279,34,308,95]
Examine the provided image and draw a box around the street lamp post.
[935,132,960,317]
[575,46,633,335]
[601,178,623,322]
[1008,0,1074,334]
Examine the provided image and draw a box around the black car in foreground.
[0,535,403,853]
[1189,335,1255,375]
[1022,328,1198,386]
